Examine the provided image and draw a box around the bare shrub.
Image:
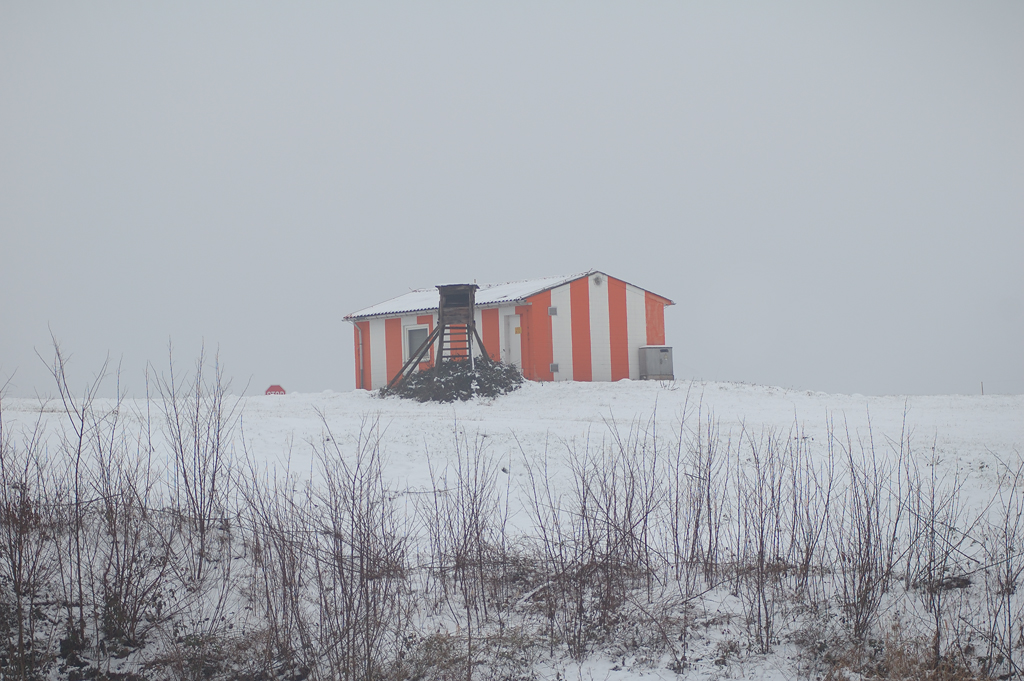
[734,426,789,654]
[12,344,178,676]
[0,391,58,679]
[47,343,107,662]
[152,348,242,680]
[521,444,583,658]
[522,440,606,660]
[155,345,240,588]
[601,414,664,599]
[976,457,1024,680]
[423,425,511,678]
[239,453,314,677]
[830,413,909,642]
[522,419,664,660]
[92,408,174,652]
[669,403,729,588]
[788,423,835,602]
[904,444,977,668]
[308,415,410,680]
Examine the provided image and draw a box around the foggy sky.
[2,2,1022,398]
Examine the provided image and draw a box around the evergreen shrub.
[384,358,524,402]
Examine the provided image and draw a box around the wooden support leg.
[386,324,442,391]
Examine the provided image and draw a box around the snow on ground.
[8,379,1019,490]
[2,380,1021,680]
[234,380,1023,517]
[219,381,1024,681]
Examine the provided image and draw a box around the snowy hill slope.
[9,379,1018,486]
[1,380,1021,681]
[235,380,1021,505]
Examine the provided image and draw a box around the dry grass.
[825,622,982,681]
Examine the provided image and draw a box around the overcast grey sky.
[1,2,1021,398]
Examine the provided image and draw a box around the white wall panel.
[369,317,388,390]
[549,284,573,381]
[497,305,515,362]
[473,308,485,359]
[428,313,439,364]
[625,284,647,380]
[399,315,420,362]
[589,274,611,382]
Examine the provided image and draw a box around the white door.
[504,314,522,368]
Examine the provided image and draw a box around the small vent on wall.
[594,274,604,285]
[550,363,559,373]
[548,306,558,315]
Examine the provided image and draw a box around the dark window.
[407,327,430,360]
[444,293,470,307]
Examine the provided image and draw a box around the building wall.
[589,274,612,381]
[521,291,551,381]
[608,277,630,381]
[353,322,370,389]
[625,283,647,380]
[368,317,388,389]
[355,309,502,389]
[549,284,574,381]
[645,291,668,345]
[516,303,537,380]
[484,304,521,365]
[521,273,669,382]
[351,273,671,389]
[481,308,500,361]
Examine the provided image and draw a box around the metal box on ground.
[639,346,674,380]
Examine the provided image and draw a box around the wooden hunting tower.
[385,283,490,390]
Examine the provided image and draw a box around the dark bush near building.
[384,358,524,402]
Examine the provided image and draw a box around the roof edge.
[344,270,674,320]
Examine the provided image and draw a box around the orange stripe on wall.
[356,321,371,389]
[416,315,435,367]
[515,304,534,380]
[481,308,500,361]
[645,292,674,306]
[385,317,403,383]
[524,291,553,381]
[645,291,666,345]
[570,278,592,382]
[608,277,630,381]
[451,325,468,360]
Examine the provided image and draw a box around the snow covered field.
[1,379,1022,681]
[243,381,1024,681]
[8,379,1018,502]
[234,380,1022,496]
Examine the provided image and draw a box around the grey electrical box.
[639,346,674,380]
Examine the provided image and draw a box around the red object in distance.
[265,385,285,395]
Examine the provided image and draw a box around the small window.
[444,292,470,307]
[406,326,430,363]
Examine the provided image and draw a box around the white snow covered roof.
[345,272,596,320]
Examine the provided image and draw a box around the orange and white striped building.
[344,271,673,390]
